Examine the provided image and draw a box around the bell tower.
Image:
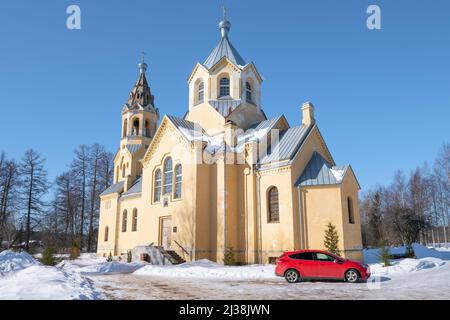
[114,54,159,185]
[120,53,159,148]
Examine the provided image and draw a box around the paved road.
[86,263,450,300]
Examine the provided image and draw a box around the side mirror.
[334,259,344,264]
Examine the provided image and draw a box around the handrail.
[174,240,190,257]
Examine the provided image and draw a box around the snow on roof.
[295,152,349,187]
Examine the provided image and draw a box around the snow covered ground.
[0,251,103,300]
[58,254,144,275]
[1,244,450,300]
[134,259,276,280]
[92,244,450,300]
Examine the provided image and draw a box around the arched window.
[174,164,182,199]
[268,187,279,223]
[104,226,109,242]
[154,169,162,202]
[245,81,252,103]
[348,197,355,224]
[122,210,128,232]
[132,209,138,232]
[198,81,204,104]
[122,164,126,178]
[132,118,140,136]
[219,77,230,97]
[163,157,173,194]
[144,120,150,137]
[122,119,128,138]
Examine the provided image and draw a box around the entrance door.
[160,217,172,250]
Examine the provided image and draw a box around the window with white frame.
[163,157,173,195]
[154,169,161,202]
[174,164,182,199]
[245,81,253,103]
[219,77,230,97]
[198,81,204,104]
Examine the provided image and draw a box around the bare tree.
[86,144,107,252]
[54,171,80,240]
[408,166,431,244]
[71,145,90,249]
[19,149,49,250]
[99,150,114,191]
[433,143,450,246]
[0,153,20,243]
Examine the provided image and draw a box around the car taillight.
[278,257,288,263]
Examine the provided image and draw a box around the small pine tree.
[41,246,56,266]
[127,250,132,263]
[69,238,81,260]
[223,247,236,266]
[106,251,113,262]
[378,241,391,267]
[324,222,340,255]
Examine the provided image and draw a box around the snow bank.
[134,259,277,280]
[0,265,102,300]
[0,250,37,274]
[57,253,107,273]
[0,251,102,300]
[363,243,449,264]
[77,261,144,274]
[370,257,445,276]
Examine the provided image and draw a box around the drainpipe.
[223,137,227,262]
[256,171,262,264]
[297,187,304,249]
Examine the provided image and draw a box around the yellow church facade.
[97,17,363,264]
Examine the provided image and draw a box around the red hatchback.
[275,250,370,283]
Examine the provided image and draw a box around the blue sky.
[0,0,449,191]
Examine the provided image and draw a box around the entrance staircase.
[162,249,186,265]
[132,245,186,265]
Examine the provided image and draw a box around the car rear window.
[289,252,314,260]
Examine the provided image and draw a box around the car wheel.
[345,269,360,283]
[284,269,300,283]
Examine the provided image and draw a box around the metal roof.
[167,115,200,131]
[208,99,242,117]
[259,125,311,164]
[249,115,283,132]
[204,19,246,69]
[126,144,142,154]
[122,177,142,197]
[295,152,349,187]
[100,181,124,196]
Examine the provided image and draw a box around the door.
[160,217,172,250]
[291,252,319,278]
[314,252,342,278]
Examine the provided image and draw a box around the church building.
[97,15,363,264]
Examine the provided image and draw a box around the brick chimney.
[301,102,315,126]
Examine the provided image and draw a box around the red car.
[275,250,370,283]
